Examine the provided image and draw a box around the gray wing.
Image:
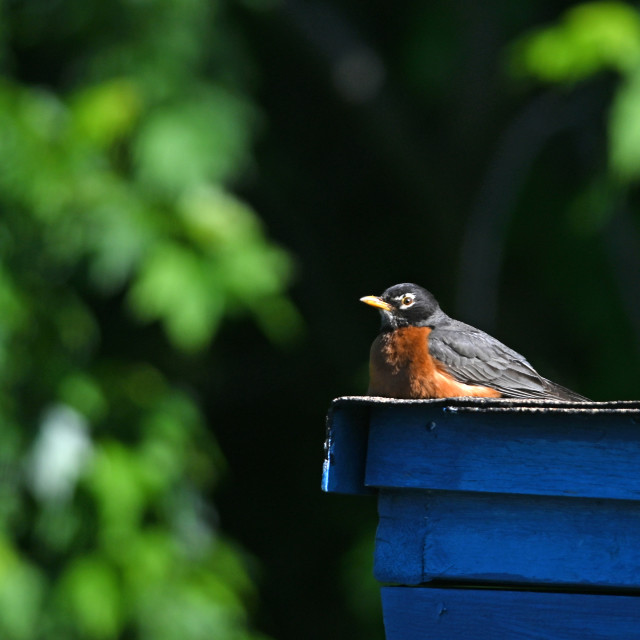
[429,323,586,401]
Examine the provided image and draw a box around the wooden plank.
[381,586,640,640]
[374,489,640,587]
[365,404,640,499]
[322,399,374,495]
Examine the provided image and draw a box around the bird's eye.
[402,295,414,306]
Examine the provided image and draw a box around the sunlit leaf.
[58,556,122,639]
[84,198,156,292]
[0,2,287,639]
[71,78,142,148]
[510,1,640,82]
[0,539,45,640]
[609,68,640,181]
[178,185,263,248]
[218,242,292,299]
[127,242,225,351]
[86,442,148,544]
[121,528,175,592]
[133,87,257,195]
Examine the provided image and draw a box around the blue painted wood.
[322,399,374,495]
[381,586,640,639]
[374,489,640,587]
[323,398,640,639]
[365,403,640,499]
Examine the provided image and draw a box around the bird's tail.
[541,378,589,402]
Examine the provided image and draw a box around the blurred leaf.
[134,573,250,640]
[0,263,28,379]
[178,186,264,248]
[0,1,288,639]
[127,242,225,351]
[86,442,148,544]
[16,86,68,144]
[133,88,257,195]
[119,530,266,640]
[206,538,257,599]
[0,482,23,535]
[58,555,121,639]
[71,78,142,148]
[58,372,107,422]
[121,363,167,408]
[510,2,640,82]
[217,241,292,300]
[137,389,224,493]
[0,262,28,331]
[54,296,100,356]
[83,198,157,293]
[33,503,82,554]
[176,187,301,343]
[609,67,640,180]
[121,528,175,593]
[0,539,45,640]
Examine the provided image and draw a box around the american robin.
[360,283,587,401]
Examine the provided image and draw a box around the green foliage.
[0,539,45,640]
[133,89,257,193]
[609,67,640,180]
[511,2,640,82]
[510,1,640,184]
[0,0,292,638]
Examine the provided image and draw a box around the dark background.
[215,2,640,639]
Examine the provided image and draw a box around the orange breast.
[368,326,501,399]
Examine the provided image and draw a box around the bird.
[360,283,587,401]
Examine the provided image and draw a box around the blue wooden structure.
[322,396,640,639]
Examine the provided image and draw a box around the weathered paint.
[375,489,640,587]
[382,586,640,640]
[322,397,640,639]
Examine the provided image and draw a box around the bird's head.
[360,283,442,330]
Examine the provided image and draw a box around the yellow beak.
[360,295,393,311]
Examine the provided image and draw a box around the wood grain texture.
[321,401,373,495]
[381,586,640,640]
[365,404,640,499]
[375,489,640,587]
[323,398,640,638]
